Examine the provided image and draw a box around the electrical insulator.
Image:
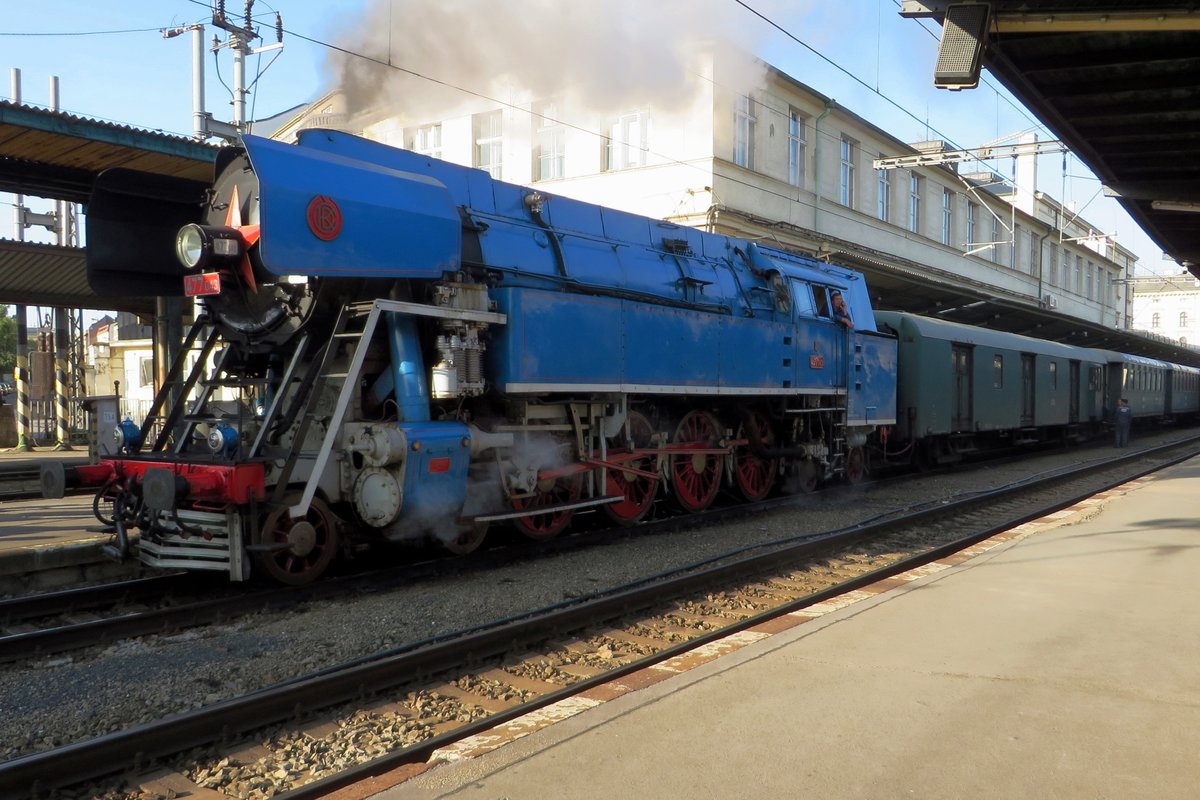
[275,12,283,43]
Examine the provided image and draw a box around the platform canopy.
[0,101,220,315]
[900,1,1200,278]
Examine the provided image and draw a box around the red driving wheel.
[669,409,723,513]
[734,408,778,502]
[603,410,660,525]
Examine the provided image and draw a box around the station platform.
[380,457,1200,799]
[0,446,136,594]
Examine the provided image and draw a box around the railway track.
[0,432,1169,665]
[3,436,1197,798]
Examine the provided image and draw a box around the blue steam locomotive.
[48,129,899,583]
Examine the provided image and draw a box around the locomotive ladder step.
[275,300,389,517]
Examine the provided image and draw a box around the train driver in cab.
[831,290,854,329]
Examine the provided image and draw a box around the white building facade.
[1130,274,1200,348]
[271,54,1138,332]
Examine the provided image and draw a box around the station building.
[269,53,1139,333]
[1129,274,1200,349]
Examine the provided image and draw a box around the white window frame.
[734,95,756,169]
[533,101,565,182]
[908,173,921,234]
[473,110,503,179]
[839,136,856,207]
[877,159,891,222]
[788,108,806,187]
[941,188,953,245]
[413,123,442,159]
[606,109,649,171]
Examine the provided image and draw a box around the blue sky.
[0,0,1176,276]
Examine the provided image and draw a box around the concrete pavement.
[378,457,1200,800]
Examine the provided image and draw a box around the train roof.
[875,310,1108,362]
[1094,350,1176,370]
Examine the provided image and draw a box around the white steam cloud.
[326,0,778,121]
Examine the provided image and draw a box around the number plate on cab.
[184,272,221,297]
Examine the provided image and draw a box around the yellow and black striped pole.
[14,306,31,451]
[53,308,72,451]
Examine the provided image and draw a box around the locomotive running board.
[469,495,623,523]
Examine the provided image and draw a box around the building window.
[877,159,891,222]
[1085,262,1094,299]
[605,109,648,171]
[788,108,806,187]
[993,355,1003,388]
[1013,224,1022,269]
[992,216,1003,264]
[1030,231,1039,276]
[139,357,154,388]
[1047,244,1057,285]
[1152,312,1161,328]
[1075,255,1083,294]
[966,202,978,250]
[1181,311,1190,328]
[734,95,756,169]
[473,110,503,179]
[412,123,442,159]
[941,188,953,245]
[908,174,921,233]
[839,136,856,207]
[533,101,565,181]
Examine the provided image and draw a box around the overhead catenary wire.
[3,0,1111,262]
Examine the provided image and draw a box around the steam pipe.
[386,313,431,422]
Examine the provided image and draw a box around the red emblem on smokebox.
[307,195,342,241]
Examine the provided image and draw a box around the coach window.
[1049,361,1057,389]
[993,355,1003,388]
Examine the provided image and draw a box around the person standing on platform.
[1114,398,1132,447]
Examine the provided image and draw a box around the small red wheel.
[794,459,820,493]
[846,446,867,484]
[255,496,338,585]
[512,471,582,540]
[734,409,778,502]
[442,522,488,555]
[669,409,723,513]
[603,409,660,525]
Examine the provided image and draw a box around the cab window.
[813,287,832,319]
[789,280,816,318]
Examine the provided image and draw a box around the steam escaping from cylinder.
[326,0,780,121]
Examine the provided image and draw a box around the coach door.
[1068,360,1080,423]
[952,345,973,431]
[1021,353,1035,426]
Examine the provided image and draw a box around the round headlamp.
[175,224,243,271]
